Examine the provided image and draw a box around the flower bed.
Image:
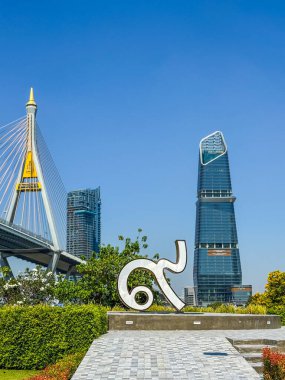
[26,352,84,380]
[263,347,285,380]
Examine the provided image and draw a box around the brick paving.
[71,328,285,379]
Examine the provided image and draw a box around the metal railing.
[0,217,52,246]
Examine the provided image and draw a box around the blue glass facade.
[231,286,252,306]
[66,188,101,259]
[193,132,242,305]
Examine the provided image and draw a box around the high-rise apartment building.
[66,188,101,259]
[184,286,197,306]
[193,131,245,306]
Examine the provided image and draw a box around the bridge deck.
[0,219,84,275]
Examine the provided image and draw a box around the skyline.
[1,1,285,294]
[7,87,283,295]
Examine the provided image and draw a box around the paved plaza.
[72,328,285,379]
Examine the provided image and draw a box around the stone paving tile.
[72,328,285,379]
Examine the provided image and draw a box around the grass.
[0,369,39,380]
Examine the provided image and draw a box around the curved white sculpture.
[118,240,187,311]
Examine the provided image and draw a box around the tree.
[55,230,162,307]
[250,270,285,307]
[0,266,55,305]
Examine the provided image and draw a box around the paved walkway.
[72,328,285,379]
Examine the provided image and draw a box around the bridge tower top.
[26,87,37,109]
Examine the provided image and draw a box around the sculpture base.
[108,312,281,330]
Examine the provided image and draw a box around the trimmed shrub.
[183,306,214,312]
[112,304,267,314]
[0,305,107,369]
[263,347,285,380]
[235,304,266,314]
[185,304,266,314]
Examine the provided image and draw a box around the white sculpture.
[118,240,187,311]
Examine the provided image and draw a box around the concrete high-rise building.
[66,188,101,259]
[184,286,197,306]
[193,131,250,306]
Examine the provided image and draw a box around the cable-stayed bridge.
[0,89,84,277]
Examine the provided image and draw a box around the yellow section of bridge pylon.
[17,150,42,192]
[23,151,38,178]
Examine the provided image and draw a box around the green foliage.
[268,306,285,325]
[187,304,266,314]
[147,304,175,312]
[53,278,79,305]
[241,304,267,315]
[250,271,285,308]
[55,231,161,307]
[215,304,236,313]
[248,270,285,324]
[207,302,223,309]
[265,271,285,306]
[0,305,107,370]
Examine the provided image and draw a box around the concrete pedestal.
[108,312,281,330]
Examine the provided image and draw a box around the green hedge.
[0,305,107,370]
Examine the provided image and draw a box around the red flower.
[263,347,285,379]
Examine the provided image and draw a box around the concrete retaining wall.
[108,312,281,330]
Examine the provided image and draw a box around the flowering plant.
[26,352,84,380]
[0,266,56,305]
[263,347,285,380]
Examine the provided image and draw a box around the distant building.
[193,131,251,306]
[66,188,101,259]
[184,286,196,306]
[231,285,252,306]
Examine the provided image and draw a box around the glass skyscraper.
[66,188,101,259]
[193,131,244,306]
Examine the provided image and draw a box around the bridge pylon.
[0,89,84,279]
[6,88,60,251]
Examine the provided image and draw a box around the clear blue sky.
[1,1,285,294]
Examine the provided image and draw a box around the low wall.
[108,312,281,330]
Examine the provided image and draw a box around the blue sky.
[1,1,285,294]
